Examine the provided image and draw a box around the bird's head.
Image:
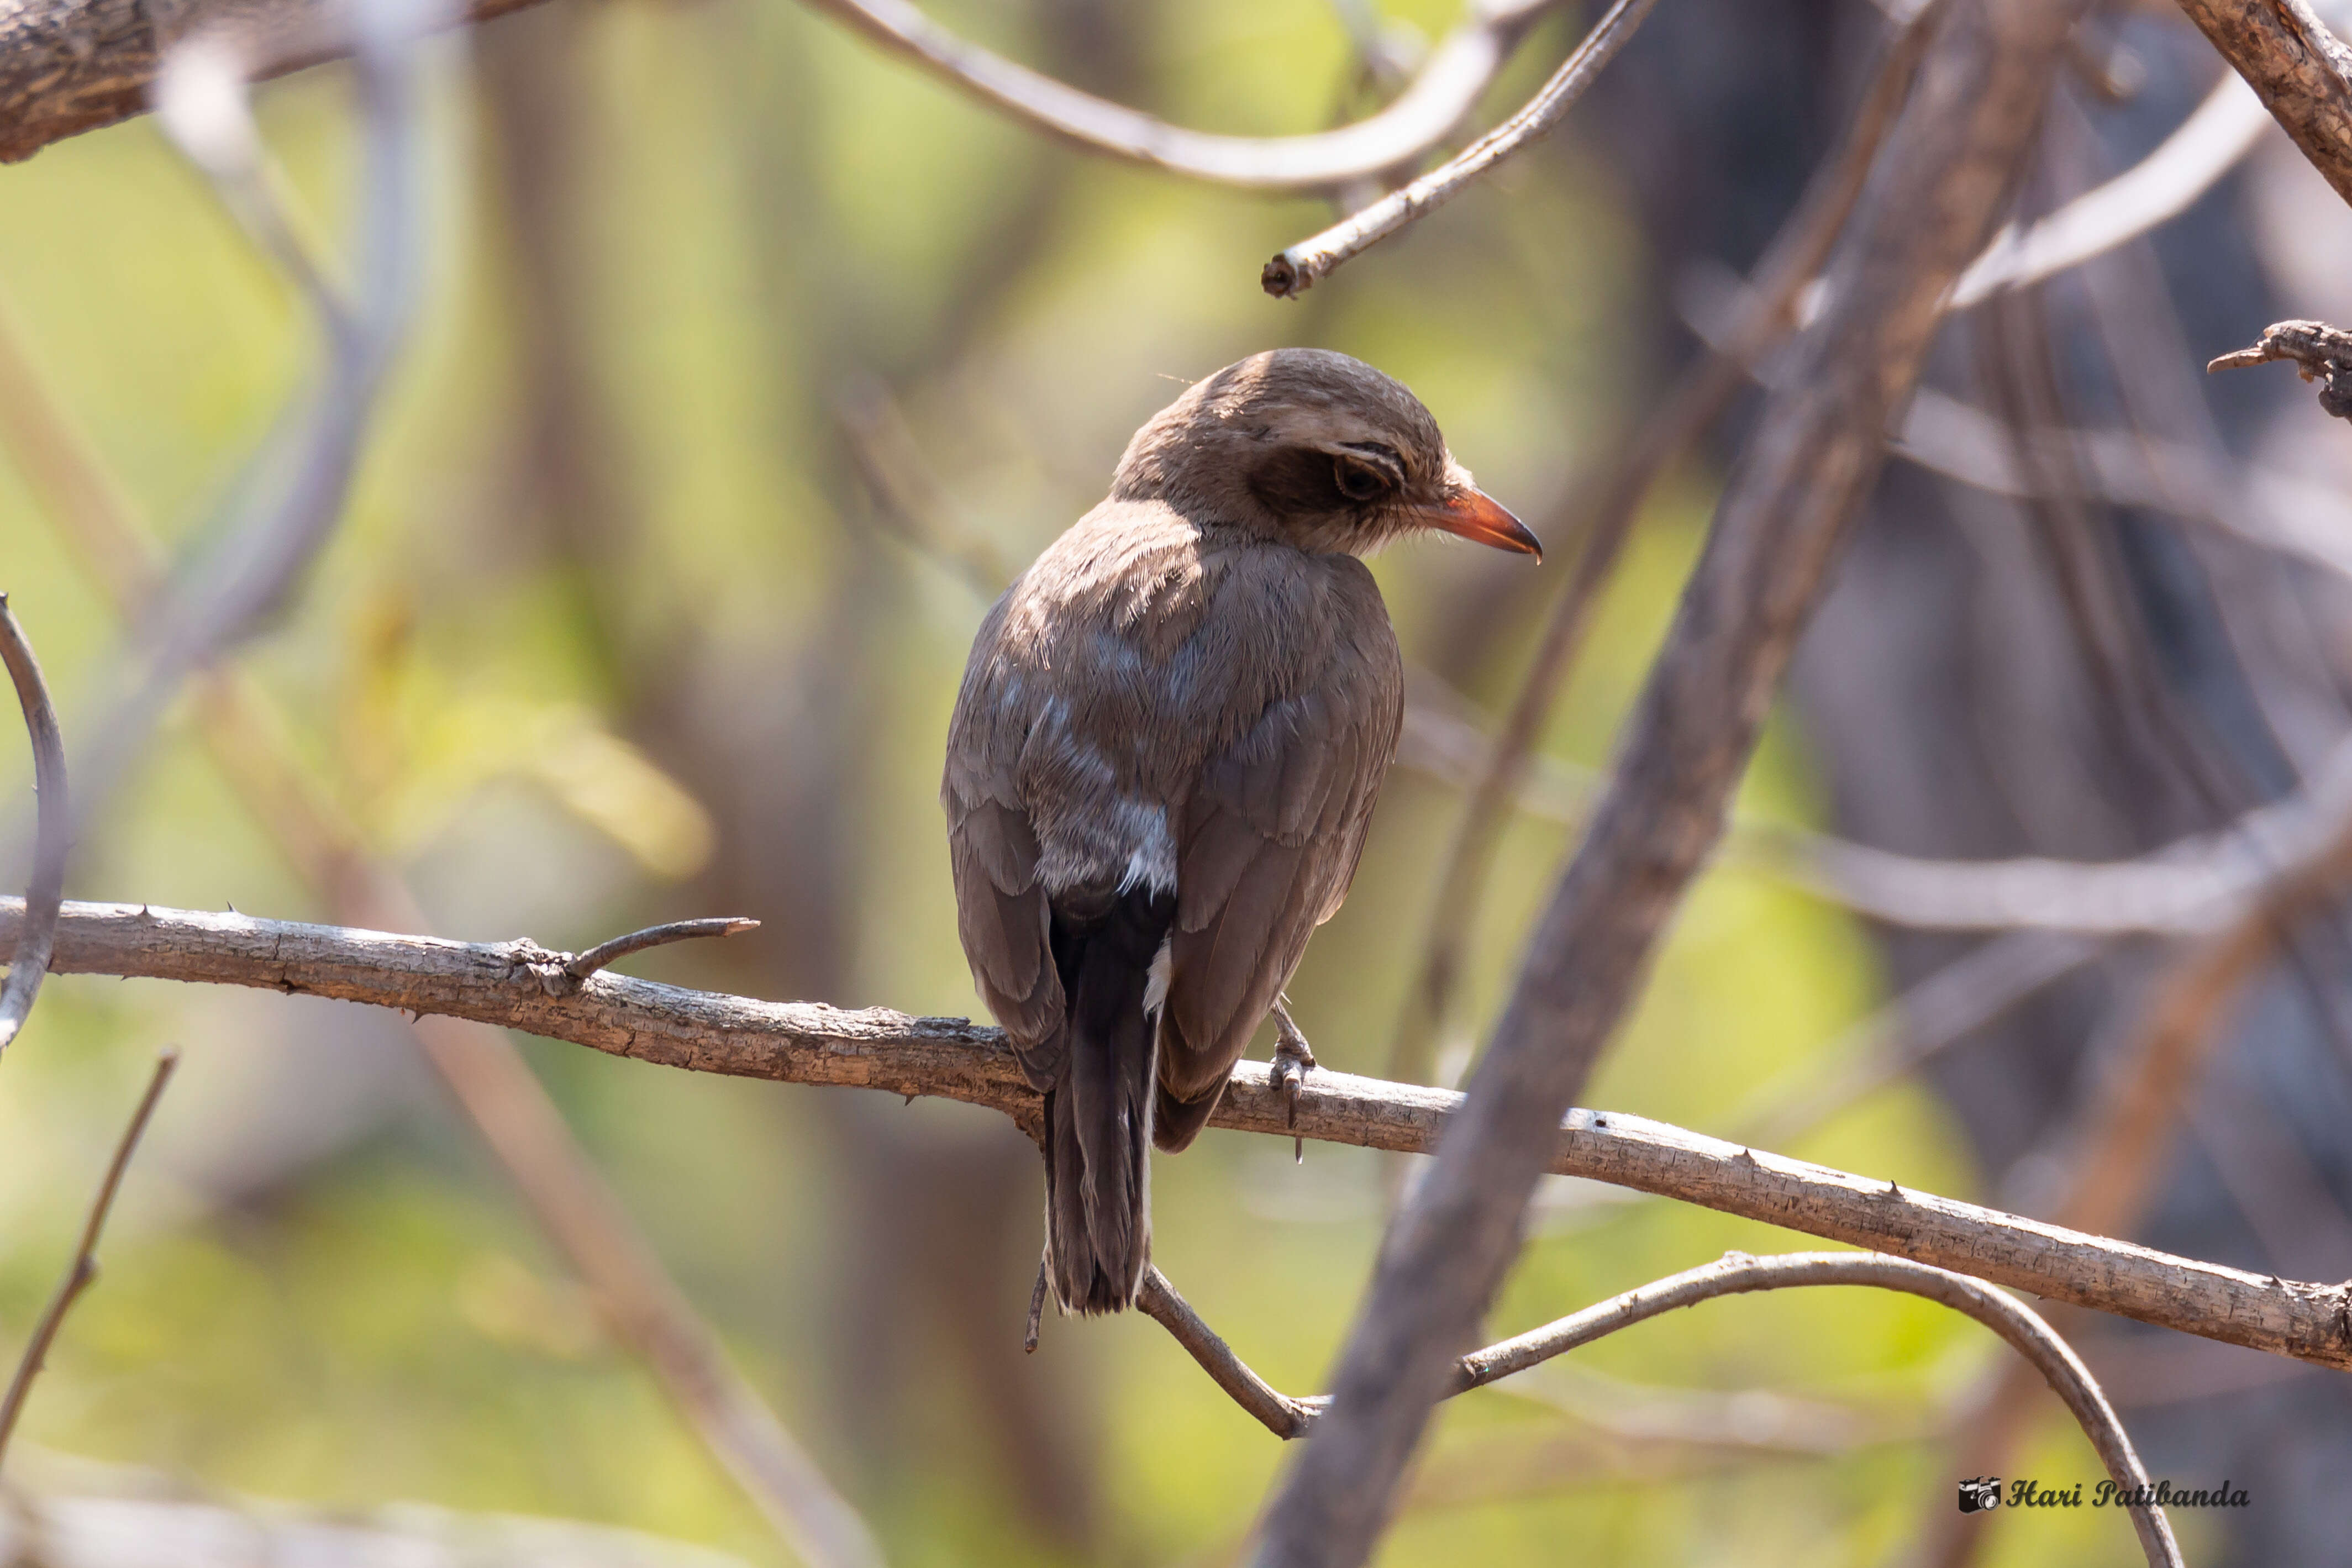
[1108,348,1541,560]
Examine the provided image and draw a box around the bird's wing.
[1160,627,1402,1110]
[943,601,1065,1090]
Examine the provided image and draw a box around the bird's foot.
[1269,998,1317,1164]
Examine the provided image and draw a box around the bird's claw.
[1270,999,1317,1163]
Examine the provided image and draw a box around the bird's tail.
[1042,888,1173,1314]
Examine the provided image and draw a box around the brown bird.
[942,348,1539,1314]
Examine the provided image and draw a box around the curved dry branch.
[1449,1254,2181,1567]
[1950,70,2274,308]
[801,0,1564,191]
[0,594,66,1057]
[3,895,2350,1374]
[1146,1251,2180,1566]
[1262,0,1661,294]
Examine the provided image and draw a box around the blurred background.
[2,0,2349,1562]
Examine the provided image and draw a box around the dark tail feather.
[1042,887,1172,1314]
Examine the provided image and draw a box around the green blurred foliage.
[0,1,2140,1565]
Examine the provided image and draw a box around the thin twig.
[1136,1269,1324,1440]
[561,918,760,986]
[8,896,2352,1373]
[2207,317,2352,419]
[0,1048,178,1465]
[0,595,64,1056]
[1261,0,1664,296]
[798,0,1565,192]
[1383,0,1947,1085]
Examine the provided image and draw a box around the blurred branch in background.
[0,1049,175,1467]
[7,895,2352,1376]
[0,224,883,1568]
[59,0,429,844]
[799,0,1567,191]
[1257,1,2097,1554]
[0,1469,767,1568]
[0,595,64,1056]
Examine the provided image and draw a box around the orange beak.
[1424,487,1542,561]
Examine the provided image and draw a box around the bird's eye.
[1333,456,1394,503]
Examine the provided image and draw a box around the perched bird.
[942,349,1539,1314]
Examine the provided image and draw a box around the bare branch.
[0,1049,177,1466]
[0,595,65,1057]
[799,0,1565,192]
[1144,1251,2180,1566]
[1950,71,2274,308]
[2172,0,2352,209]
[0,0,546,163]
[1449,1254,2182,1568]
[1136,1270,1324,1440]
[1383,1,1946,1083]
[5,896,2351,1374]
[1261,0,1662,296]
[1257,2,2095,1557]
[2208,317,2352,418]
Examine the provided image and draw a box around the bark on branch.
[5,896,2350,1376]
[2172,0,2352,209]
[0,0,544,163]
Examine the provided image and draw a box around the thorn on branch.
[561,917,760,987]
[2208,319,2352,419]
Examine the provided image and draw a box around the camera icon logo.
[1956,1477,2003,1513]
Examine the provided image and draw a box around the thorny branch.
[5,896,2352,1376]
[0,1049,177,1466]
[0,596,64,1057]
[1260,0,1663,296]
